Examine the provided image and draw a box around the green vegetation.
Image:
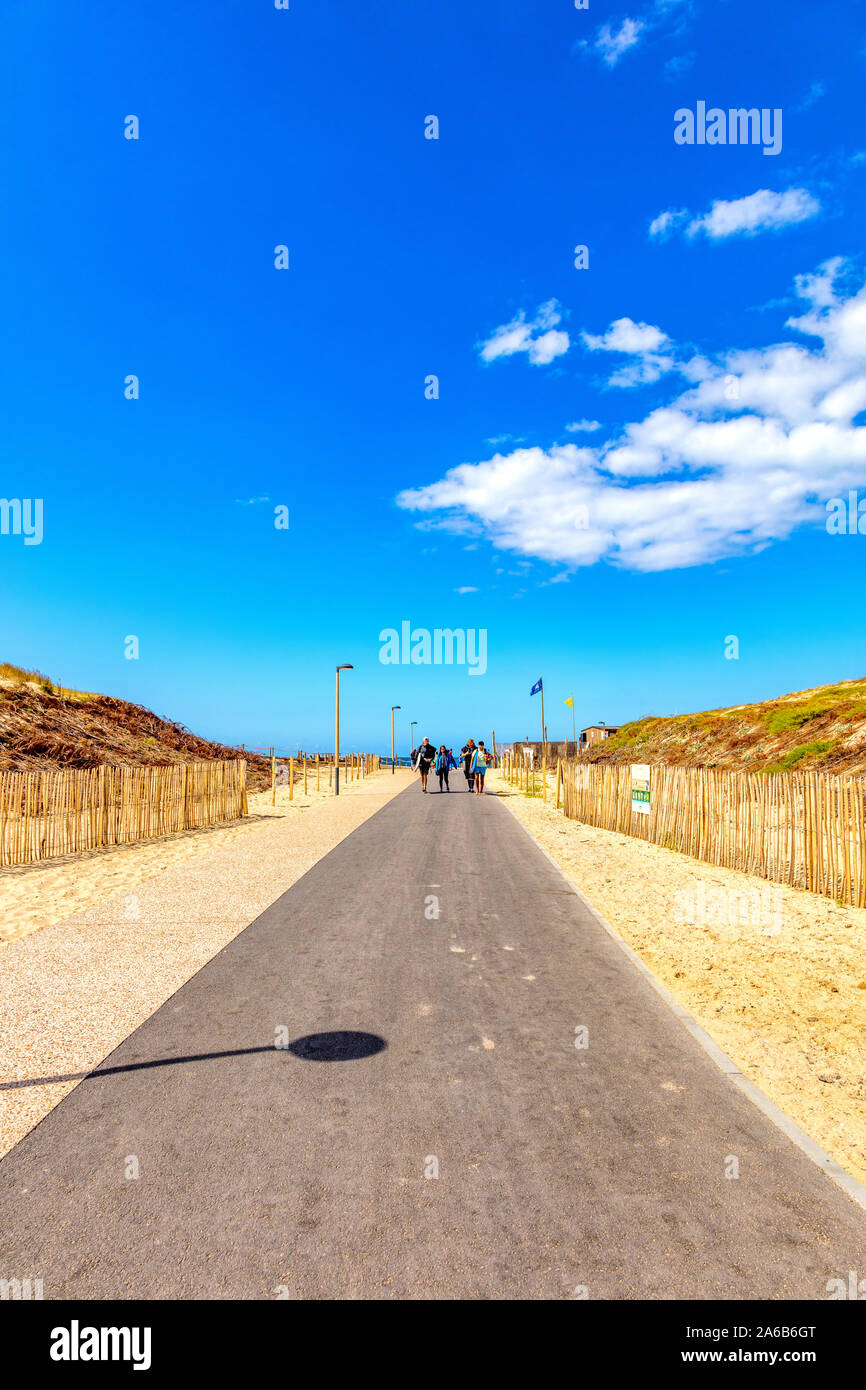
[764,706,823,736]
[762,682,866,736]
[763,741,834,773]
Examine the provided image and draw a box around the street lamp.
[335,663,353,796]
[391,705,401,774]
[409,720,417,764]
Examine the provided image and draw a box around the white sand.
[491,771,866,1187]
[0,769,414,1158]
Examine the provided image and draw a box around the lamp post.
[391,705,401,774]
[409,720,417,764]
[335,663,353,796]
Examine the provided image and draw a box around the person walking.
[435,744,452,792]
[414,736,436,792]
[471,740,493,794]
[460,739,476,792]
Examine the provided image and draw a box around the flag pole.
[540,679,545,755]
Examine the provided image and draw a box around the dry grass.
[582,676,866,775]
[0,662,53,690]
[0,666,272,789]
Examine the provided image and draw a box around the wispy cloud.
[792,81,825,114]
[650,187,821,241]
[594,18,645,66]
[566,419,603,433]
[454,585,478,594]
[648,208,689,239]
[478,300,569,366]
[578,0,693,68]
[664,51,695,79]
[397,259,866,573]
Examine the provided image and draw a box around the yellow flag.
[564,696,574,708]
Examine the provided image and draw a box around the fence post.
[289,757,294,801]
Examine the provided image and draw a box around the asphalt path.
[1,778,864,1299]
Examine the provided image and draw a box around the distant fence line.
[228,747,385,782]
[548,760,866,908]
[0,760,248,868]
[265,752,381,797]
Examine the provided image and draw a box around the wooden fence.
[550,761,866,908]
[0,760,248,867]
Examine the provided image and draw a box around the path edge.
[497,792,866,1215]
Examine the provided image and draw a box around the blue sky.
[1,0,863,753]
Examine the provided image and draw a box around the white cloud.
[581,317,676,386]
[454,586,478,594]
[583,318,669,355]
[396,259,866,573]
[687,188,821,240]
[479,299,569,366]
[594,19,645,66]
[649,208,689,239]
[650,189,820,243]
[566,419,603,433]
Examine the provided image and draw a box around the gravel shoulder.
[0,769,414,1158]
[490,772,866,1188]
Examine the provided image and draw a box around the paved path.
[1,781,864,1299]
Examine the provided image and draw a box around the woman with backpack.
[470,741,493,794]
[435,745,452,792]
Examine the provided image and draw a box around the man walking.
[460,739,476,792]
[414,736,436,793]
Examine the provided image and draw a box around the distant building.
[580,723,620,751]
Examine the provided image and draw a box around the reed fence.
[0,760,248,868]
[545,760,866,908]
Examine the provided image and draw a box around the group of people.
[411,737,494,794]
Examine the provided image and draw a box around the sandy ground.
[0,764,374,945]
[0,768,414,1158]
[490,771,866,1188]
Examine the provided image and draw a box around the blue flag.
[530,677,542,696]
